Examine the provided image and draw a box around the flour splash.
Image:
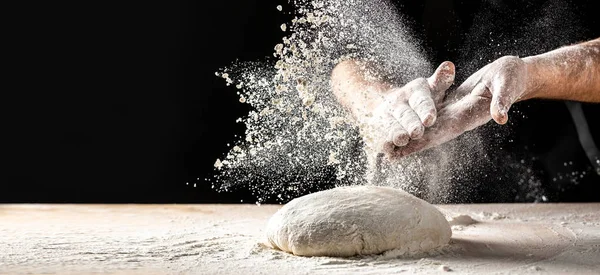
[210,0,551,204]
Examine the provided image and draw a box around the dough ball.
[266,186,451,257]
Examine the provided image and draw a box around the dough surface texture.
[266,186,451,257]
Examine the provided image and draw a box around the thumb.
[427,61,455,97]
[490,92,512,125]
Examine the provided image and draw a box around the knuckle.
[496,55,525,69]
[394,106,413,119]
[409,95,433,109]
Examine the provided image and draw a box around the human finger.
[427,61,456,102]
[389,120,410,147]
[408,87,437,127]
[445,62,494,105]
[394,83,492,158]
[391,104,424,139]
[488,71,523,125]
[490,92,512,125]
[367,113,406,157]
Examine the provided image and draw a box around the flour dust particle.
[209,0,546,204]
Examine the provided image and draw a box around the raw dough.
[266,186,451,257]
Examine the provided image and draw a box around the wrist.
[520,56,544,101]
[519,56,539,101]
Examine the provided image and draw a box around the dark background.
[2,0,599,203]
[3,0,288,203]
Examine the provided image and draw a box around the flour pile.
[210,0,548,203]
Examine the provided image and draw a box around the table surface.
[1,203,599,275]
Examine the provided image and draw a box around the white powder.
[212,0,440,203]
[447,214,478,226]
[211,0,547,204]
[3,204,600,274]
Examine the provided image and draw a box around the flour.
[209,0,551,204]
[479,211,508,220]
[211,0,436,203]
[211,0,476,204]
[2,204,600,274]
[447,214,478,226]
[266,186,451,257]
[439,265,452,272]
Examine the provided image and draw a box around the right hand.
[361,61,455,160]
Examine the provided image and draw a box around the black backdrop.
[2,0,599,203]
[3,0,289,202]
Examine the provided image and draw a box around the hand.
[393,56,529,158]
[361,61,455,160]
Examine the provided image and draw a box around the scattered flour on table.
[446,214,478,231]
[478,211,508,220]
[3,205,600,274]
[447,214,478,226]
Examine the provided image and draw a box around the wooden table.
[1,204,599,274]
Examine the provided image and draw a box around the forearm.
[522,38,600,102]
[330,60,392,119]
